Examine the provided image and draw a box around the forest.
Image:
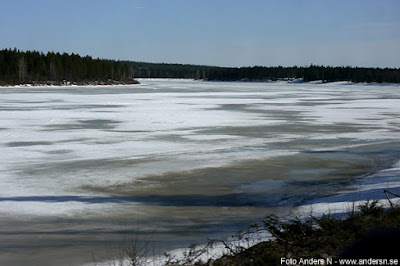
[0,48,137,85]
[1,48,400,85]
[130,62,400,83]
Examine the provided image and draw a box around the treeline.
[2,48,400,85]
[129,62,400,83]
[301,65,400,83]
[122,61,220,80]
[0,48,137,85]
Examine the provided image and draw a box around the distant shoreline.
[0,79,140,87]
[2,49,400,85]
[4,78,400,87]
[203,79,400,86]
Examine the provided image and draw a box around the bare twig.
[384,189,400,209]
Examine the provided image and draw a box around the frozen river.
[1,79,400,265]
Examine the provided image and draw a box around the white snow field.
[1,79,400,265]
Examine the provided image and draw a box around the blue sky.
[1,0,400,67]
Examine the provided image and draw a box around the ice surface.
[1,79,400,215]
[1,79,400,265]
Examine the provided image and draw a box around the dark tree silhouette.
[1,48,400,85]
[0,48,137,85]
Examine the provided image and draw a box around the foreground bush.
[210,201,400,266]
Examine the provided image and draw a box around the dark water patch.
[5,141,53,147]
[301,143,400,167]
[0,174,367,208]
[0,193,303,207]
[0,228,116,236]
[105,129,151,134]
[49,104,123,110]
[145,133,197,143]
[205,103,261,115]
[80,119,116,125]
[194,123,365,139]
[208,103,303,119]
[42,119,121,131]
[91,110,119,113]
[293,137,361,145]
[215,103,251,110]
[91,158,364,199]
[58,137,92,143]
[1,103,122,112]
[45,149,73,155]
[302,150,398,155]
[0,107,37,111]
[7,99,64,104]
[17,156,156,177]
[308,187,400,205]
[87,141,400,204]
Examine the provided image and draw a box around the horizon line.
[2,47,400,70]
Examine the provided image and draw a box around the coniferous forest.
[130,62,400,83]
[1,48,400,85]
[0,48,137,85]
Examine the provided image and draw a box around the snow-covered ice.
[1,79,400,265]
